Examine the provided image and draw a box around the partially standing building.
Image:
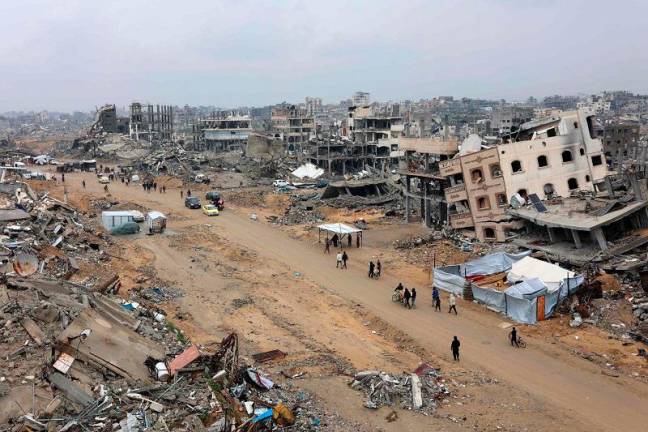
[191,114,252,152]
[129,102,173,142]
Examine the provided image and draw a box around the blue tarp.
[433,251,583,324]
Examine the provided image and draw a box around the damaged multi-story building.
[191,113,252,152]
[270,105,315,155]
[399,136,460,227]
[347,105,404,171]
[436,109,611,242]
[596,121,641,169]
[88,104,129,135]
[129,102,173,142]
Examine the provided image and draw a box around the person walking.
[187,189,191,197]
[376,260,381,278]
[342,251,348,269]
[162,186,166,193]
[61,173,65,183]
[368,261,375,278]
[324,239,330,254]
[448,293,457,315]
[181,190,184,199]
[82,180,86,189]
[411,288,417,308]
[336,252,343,268]
[510,327,520,348]
[432,287,441,311]
[153,182,157,191]
[403,288,412,309]
[451,336,461,361]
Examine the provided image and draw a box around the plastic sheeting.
[292,163,324,180]
[505,295,538,324]
[461,251,531,277]
[472,285,506,313]
[433,266,465,296]
[317,223,362,235]
[505,278,548,299]
[508,256,575,290]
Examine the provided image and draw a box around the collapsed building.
[129,102,174,142]
[191,113,252,152]
[346,105,404,171]
[88,104,129,135]
[406,109,619,242]
[399,136,459,227]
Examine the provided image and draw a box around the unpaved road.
[61,173,648,432]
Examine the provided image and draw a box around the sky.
[1,0,647,112]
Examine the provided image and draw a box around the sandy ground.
[32,170,648,432]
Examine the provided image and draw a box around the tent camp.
[434,251,583,324]
[317,223,363,247]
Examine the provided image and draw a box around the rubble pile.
[0,179,348,431]
[350,367,449,413]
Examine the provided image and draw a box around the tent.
[508,256,575,290]
[317,223,363,248]
[505,278,548,299]
[101,211,135,231]
[292,163,324,180]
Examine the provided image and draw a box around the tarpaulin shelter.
[434,251,583,324]
[317,223,363,248]
[291,163,324,180]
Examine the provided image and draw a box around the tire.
[391,293,400,303]
[518,339,527,348]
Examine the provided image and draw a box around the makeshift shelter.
[291,163,324,180]
[434,251,583,324]
[101,211,134,231]
[317,223,363,248]
[146,211,167,234]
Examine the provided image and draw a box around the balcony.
[439,158,462,176]
[449,212,474,229]
[444,184,468,203]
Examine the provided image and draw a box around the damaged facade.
[436,109,610,242]
[191,113,252,152]
[270,106,315,154]
[129,102,174,142]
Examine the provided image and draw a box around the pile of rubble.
[0,178,346,431]
[350,365,450,413]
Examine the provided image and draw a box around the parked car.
[184,196,201,209]
[202,204,219,216]
[273,179,289,188]
[98,176,110,184]
[129,210,145,222]
[205,191,224,210]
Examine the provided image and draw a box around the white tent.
[292,163,324,180]
[507,256,575,291]
[317,223,363,247]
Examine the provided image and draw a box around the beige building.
[440,109,608,242]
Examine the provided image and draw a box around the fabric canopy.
[292,163,324,179]
[317,223,361,235]
[508,256,575,290]
[505,277,548,299]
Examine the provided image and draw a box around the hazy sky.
[1,0,647,112]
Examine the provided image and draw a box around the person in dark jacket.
[451,336,461,361]
[376,260,381,277]
[403,288,412,309]
[510,327,519,347]
[432,287,441,311]
[341,251,348,269]
[368,261,375,278]
[411,288,417,308]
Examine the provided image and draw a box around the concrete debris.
[350,368,449,413]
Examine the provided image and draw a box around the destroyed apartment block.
[270,105,315,155]
[320,178,399,208]
[129,102,173,142]
[191,112,252,152]
[436,109,609,242]
[399,136,459,228]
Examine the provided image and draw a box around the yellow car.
[202,204,219,216]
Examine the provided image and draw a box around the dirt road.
[61,173,648,432]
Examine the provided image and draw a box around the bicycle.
[511,336,526,348]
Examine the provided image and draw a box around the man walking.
[411,288,417,308]
[376,260,381,277]
[432,287,441,311]
[181,190,184,198]
[368,261,375,278]
[448,293,458,315]
[324,239,330,254]
[342,251,348,269]
[336,251,343,268]
[82,180,86,189]
[403,288,412,309]
[510,327,519,348]
[451,336,461,361]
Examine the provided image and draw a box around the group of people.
[142,182,166,193]
[368,260,381,278]
[335,251,349,269]
[431,286,458,314]
[394,283,417,309]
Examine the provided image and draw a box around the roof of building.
[508,197,648,231]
